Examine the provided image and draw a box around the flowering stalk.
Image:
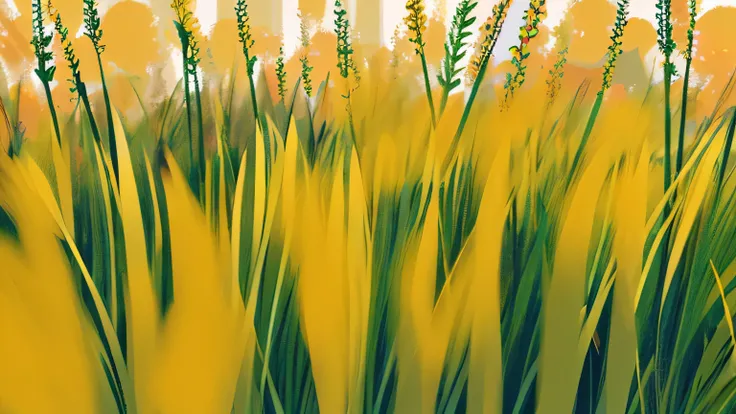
[31,0,61,147]
[298,12,314,98]
[334,0,360,151]
[236,0,259,122]
[390,25,402,78]
[405,0,436,127]
[49,1,103,151]
[172,0,204,197]
[676,0,697,176]
[545,47,568,108]
[437,0,477,117]
[657,0,677,192]
[276,45,287,103]
[566,0,629,186]
[443,0,512,171]
[503,0,547,108]
[84,0,118,181]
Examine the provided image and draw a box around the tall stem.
[41,81,62,147]
[419,53,437,128]
[567,92,604,187]
[181,49,195,191]
[663,60,673,194]
[77,76,103,149]
[438,87,450,119]
[676,59,692,177]
[193,70,206,202]
[245,50,259,123]
[441,57,489,171]
[96,53,118,182]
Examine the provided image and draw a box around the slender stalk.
[41,78,62,146]
[31,0,61,146]
[236,0,260,122]
[441,0,512,171]
[77,76,104,147]
[85,0,118,180]
[565,0,629,187]
[193,70,206,197]
[419,53,437,127]
[566,92,604,186]
[663,65,673,193]
[437,0,479,118]
[676,0,698,177]
[181,49,195,186]
[676,60,691,176]
[96,53,118,180]
[405,0,436,127]
[441,57,487,171]
[246,60,259,122]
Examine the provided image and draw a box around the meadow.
[1,0,736,412]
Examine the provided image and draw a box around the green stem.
[193,70,206,203]
[438,86,450,119]
[181,49,195,192]
[77,75,103,149]
[441,56,490,172]
[41,80,62,147]
[419,53,437,128]
[96,53,119,182]
[675,59,692,177]
[663,59,673,194]
[566,92,604,187]
[245,50,260,123]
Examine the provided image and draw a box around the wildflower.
[466,0,512,85]
[390,24,403,75]
[334,0,359,86]
[172,0,202,76]
[276,46,287,102]
[503,0,547,106]
[404,0,428,55]
[682,0,697,61]
[601,0,630,92]
[83,0,105,55]
[546,47,568,105]
[656,0,677,75]
[299,12,314,98]
[236,0,259,118]
[235,0,256,76]
[48,1,81,94]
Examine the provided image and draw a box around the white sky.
[192,0,729,59]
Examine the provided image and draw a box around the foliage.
[5,2,736,413]
[437,0,477,116]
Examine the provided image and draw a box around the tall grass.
[1,1,736,413]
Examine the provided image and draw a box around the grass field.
[2,0,736,412]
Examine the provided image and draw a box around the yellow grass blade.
[51,135,74,239]
[469,141,510,414]
[659,132,725,314]
[17,154,133,408]
[346,147,371,412]
[92,141,118,327]
[148,152,246,412]
[538,149,611,413]
[606,142,649,414]
[0,155,97,413]
[112,109,158,411]
[299,158,349,414]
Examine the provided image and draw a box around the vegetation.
[1,0,736,413]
